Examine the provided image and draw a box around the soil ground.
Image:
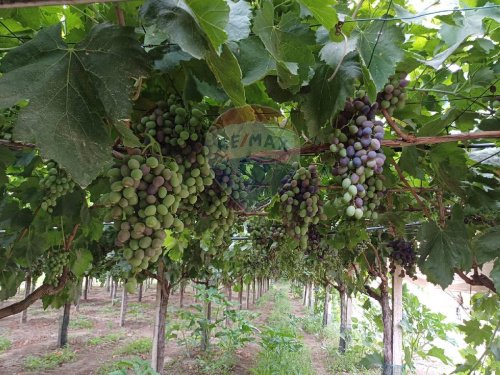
[0,282,271,375]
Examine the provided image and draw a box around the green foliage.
[0,336,12,353]
[101,358,159,375]
[417,206,472,288]
[87,333,123,346]
[0,24,148,186]
[113,338,153,356]
[401,286,455,370]
[23,347,76,371]
[252,287,315,375]
[455,293,500,374]
[69,315,94,329]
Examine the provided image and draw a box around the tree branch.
[390,159,433,220]
[0,223,80,320]
[381,108,415,142]
[364,284,382,302]
[454,269,497,293]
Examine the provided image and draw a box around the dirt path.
[0,283,274,375]
[289,295,330,375]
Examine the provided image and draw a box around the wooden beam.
[0,0,122,8]
[392,266,404,372]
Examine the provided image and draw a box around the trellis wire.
[445,78,500,131]
[367,0,394,68]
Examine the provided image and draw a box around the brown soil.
[0,283,272,375]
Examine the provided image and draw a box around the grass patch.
[113,338,152,356]
[87,332,123,346]
[69,316,94,329]
[0,336,11,353]
[251,286,315,375]
[24,347,76,371]
[299,312,323,335]
[327,350,380,375]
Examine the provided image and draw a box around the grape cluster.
[107,154,188,273]
[278,164,325,249]
[248,219,286,249]
[488,86,500,117]
[330,96,386,220]
[388,239,417,279]
[39,161,76,213]
[134,95,206,150]
[377,74,409,115]
[43,247,70,287]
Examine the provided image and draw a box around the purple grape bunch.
[388,239,417,279]
[377,73,409,115]
[330,96,386,220]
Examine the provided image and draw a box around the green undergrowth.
[23,347,76,371]
[69,315,94,329]
[97,357,159,375]
[113,338,152,356]
[87,332,124,346]
[251,286,315,375]
[0,335,11,353]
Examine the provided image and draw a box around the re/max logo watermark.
[209,122,300,161]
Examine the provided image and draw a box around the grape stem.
[381,108,415,142]
[390,159,433,220]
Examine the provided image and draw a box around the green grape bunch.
[376,73,409,115]
[107,153,188,274]
[278,163,326,250]
[39,161,77,213]
[43,247,70,287]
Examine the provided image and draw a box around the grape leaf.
[355,22,404,93]
[71,248,93,278]
[184,0,229,52]
[491,259,500,292]
[253,0,315,90]
[237,36,276,86]
[226,0,252,42]
[141,0,208,59]
[0,24,149,187]
[420,6,500,69]
[300,54,360,138]
[472,225,500,264]
[417,207,472,289]
[429,143,470,195]
[297,0,338,31]
[206,44,246,107]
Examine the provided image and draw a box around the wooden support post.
[322,286,330,326]
[246,282,250,309]
[238,278,243,310]
[119,287,128,327]
[57,303,71,348]
[111,280,118,305]
[308,282,315,311]
[179,281,185,308]
[20,274,31,323]
[138,282,143,302]
[303,283,308,305]
[252,278,256,304]
[392,266,404,375]
[151,262,169,373]
[83,276,89,300]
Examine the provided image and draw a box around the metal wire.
[367,0,394,68]
[341,5,500,23]
[0,19,24,43]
